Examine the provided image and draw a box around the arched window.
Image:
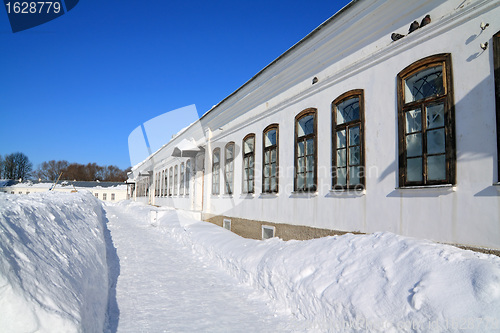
[225,142,235,194]
[169,167,173,196]
[174,165,178,196]
[295,109,317,192]
[186,159,191,195]
[397,54,455,186]
[494,31,500,182]
[332,90,365,190]
[263,124,279,193]
[242,134,255,194]
[180,162,185,195]
[212,148,220,195]
[155,173,158,197]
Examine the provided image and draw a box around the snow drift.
[117,202,500,333]
[0,192,109,333]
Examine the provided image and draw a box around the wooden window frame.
[332,89,365,190]
[294,108,317,192]
[262,124,279,193]
[212,148,220,195]
[397,53,455,187]
[242,133,255,194]
[494,31,500,182]
[161,170,164,197]
[154,173,158,197]
[224,142,235,194]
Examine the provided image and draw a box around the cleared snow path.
[105,203,302,333]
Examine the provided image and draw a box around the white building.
[129,0,500,251]
[0,180,128,202]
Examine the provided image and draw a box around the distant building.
[128,0,500,250]
[0,180,128,202]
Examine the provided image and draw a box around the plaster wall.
[132,0,500,249]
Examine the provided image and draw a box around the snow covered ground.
[1,192,500,332]
[106,202,303,332]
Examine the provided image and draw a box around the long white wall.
[133,0,500,249]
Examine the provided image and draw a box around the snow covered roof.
[0,179,16,187]
[2,180,127,190]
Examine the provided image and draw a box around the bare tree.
[2,152,33,180]
[34,159,129,182]
[35,160,69,181]
[0,155,3,179]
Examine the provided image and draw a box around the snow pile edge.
[0,191,109,333]
[148,207,500,332]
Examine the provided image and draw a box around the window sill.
[220,194,233,198]
[397,184,456,191]
[240,193,255,198]
[291,191,318,198]
[328,188,366,197]
[259,192,279,198]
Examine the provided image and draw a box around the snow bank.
[118,202,500,332]
[0,191,109,333]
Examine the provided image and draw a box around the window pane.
[249,182,253,193]
[249,155,254,168]
[336,167,347,186]
[336,97,360,124]
[298,115,314,137]
[297,157,304,173]
[264,151,269,164]
[426,103,445,129]
[226,145,234,160]
[427,155,446,180]
[306,155,314,172]
[265,129,277,147]
[298,141,305,157]
[213,151,219,163]
[407,158,423,182]
[405,109,422,133]
[244,137,254,154]
[350,166,361,185]
[349,146,360,166]
[264,165,270,177]
[271,178,277,192]
[406,133,422,157]
[405,65,443,103]
[306,138,314,155]
[243,181,248,193]
[337,149,347,167]
[306,172,314,189]
[427,128,446,154]
[264,179,269,191]
[337,130,346,148]
[271,149,277,163]
[349,126,360,146]
[297,173,304,189]
[271,163,277,178]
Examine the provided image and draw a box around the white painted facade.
[129,0,500,249]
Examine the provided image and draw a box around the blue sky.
[0,1,349,170]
